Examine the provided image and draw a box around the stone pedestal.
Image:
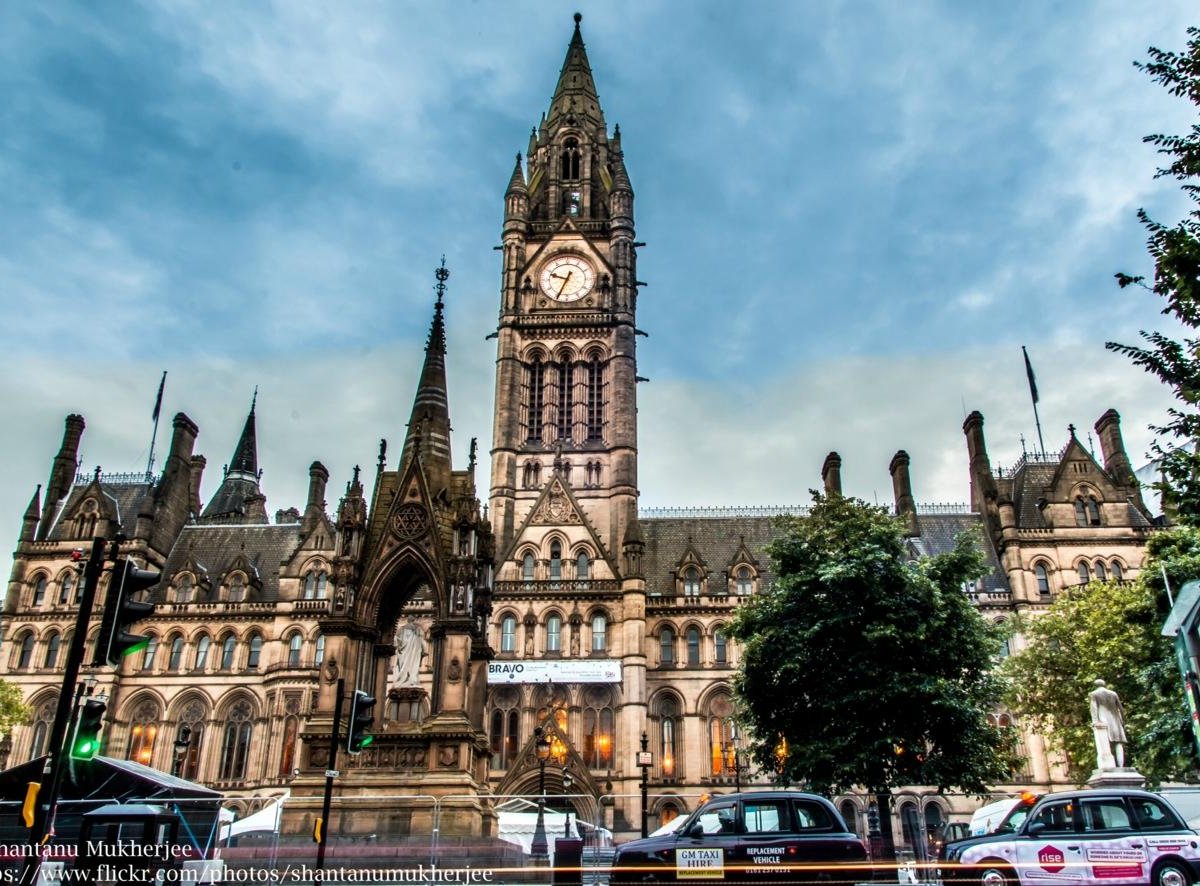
[1087,768,1147,789]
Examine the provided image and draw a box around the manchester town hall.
[0,16,1158,847]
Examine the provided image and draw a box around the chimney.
[963,411,996,510]
[188,455,207,518]
[821,451,843,497]
[307,461,330,511]
[168,413,200,463]
[889,450,918,535]
[38,414,86,540]
[1094,410,1136,485]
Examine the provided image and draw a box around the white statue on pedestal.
[1090,679,1127,770]
[392,617,425,688]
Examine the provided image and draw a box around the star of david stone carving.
[392,503,430,539]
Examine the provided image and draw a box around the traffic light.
[71,698,107,760]
[94,558,158,666]
[345,690,376,754]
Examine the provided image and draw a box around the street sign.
[325,769,340,778]
[637,751,653,767]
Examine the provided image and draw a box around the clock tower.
[490,13,640,576]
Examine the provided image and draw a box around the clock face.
[539,256,595,302]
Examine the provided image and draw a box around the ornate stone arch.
[359,547,442,637]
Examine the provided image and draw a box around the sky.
[1,1,1196,549]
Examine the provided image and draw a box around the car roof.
[702,790,831,802]
[1034,789,1162,801]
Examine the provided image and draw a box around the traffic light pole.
[20,536,106,886]
[315,677,345,872]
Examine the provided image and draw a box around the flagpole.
[145,371,167,480]
[1022,347,1046,457]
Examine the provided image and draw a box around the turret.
[963,411,997,511]
[504,154,528,222]
[889,450,918,536]
[20,486,41,544]
[37,414,85,540]
[821,451,843,497]
[201,397,267,524]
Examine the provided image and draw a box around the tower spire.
[200,392,266,524]
[544,12,605,132]
[402,259,454,492]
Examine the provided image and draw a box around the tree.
[1107,27,1200,523]
[728,494,1014,858]
[0,679,28,740]
[1001,527,1200,785]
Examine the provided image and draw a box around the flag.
[151,371,166,421]
[1022,347,1039,405]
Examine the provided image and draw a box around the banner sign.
[487,659,621,683]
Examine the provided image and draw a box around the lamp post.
[531,727,551,861]
[562,772,574,837]
[172,725,192,779]
[637,732,653,838]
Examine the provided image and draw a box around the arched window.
[735,567,753,595]
[500,615,517,653]
[586,354,604,442]
[657,695,680,780]
[287,634,303,668]
[168,635,184,671]
[1074,497,1089,527]
[577,552,590,583]
[524,356,545,444]
[29,697,55,759]
[16,632,34,670]
[314,635,325,667]
[1035,564,1050,596]
[220,634,237,670]
[522,553,536,583]
[560,137,581,180]
[1077,561,1091,584]
[58,573,74,605]
[176,697,206,781]
[549,541,562,582]
[279,716,299,776]
[1094,560,1107,581]
[715,629,728,665]
[127,698,160,767]
[489,687,521,770]
[31,577,46,608]
[227,574,246,603]
[996,621,1011,660]
[1111,561,1124,581]
[660,627,675,666]
[683,568,701,597]
[142,636,158,671]
[247,633,263,669]
[1086,496,1101,526]
[219,700,253,781]
[591,613,608,652]
[686,627,701,666]
[900,801,920,849]
[194,635,211,670]
[706,694,736,776]
[658,804,681,830]
[582,685,614,769]
[176,574,194,603]
[546,615,562,653]
[303,570,327,600]
[43,633,61,669]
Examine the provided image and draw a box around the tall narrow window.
[583,687,614,769]
[220,634,237,670]
[1086,496,1101,526]
[304,572,317,599]
[683,568,701,597]
[288,634,302,668]
[546,615,562,653]
[735,568,753,595]
[168,635,184,671]
[1094,560,1107,581]
[32,578,46,608]
[194,635,211,670]
[1111,561,1124,581]
[177,699,206,781]
[549,541,562,583]
[660,627,675,666]
[219,700,253,781]
[560,137,581,180]
[1035,564,1050,595]
[659,697,679,779]
[501,616,517,653]
[1077,561,1091,584]
[1074,497,1088,527]
[127,699,160,767]
[586,356,604,441]
[17,633,34,670]
[58,573,74,605]
[228,575,246,603]
[279,716,299,777]
[525,358,545,444]
[314,635,325,667]
[687,627,701,666]
[715,629,727,665]
[556,359,573,442]
[176,574,194,603]
[577,552,590,585]
[247,633,263,669]
[522,553,536,583]
[44,633,61,669]
[142,636,158,671]
[591,614,607,652]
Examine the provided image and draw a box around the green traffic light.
[73,738,98,759]
[359,735,374,750]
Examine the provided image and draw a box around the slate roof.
[158,523,303,603]
[911,513,1010,594]
[639,516,779,596]
[1005,463,1057,529]
[47,481,152,541]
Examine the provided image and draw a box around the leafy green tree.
[0,679,29,740]
[728,494,1013,858]
[1108,27,1200,523]
[1001,527,1200,784]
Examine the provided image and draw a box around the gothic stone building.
[0,16,1158,845]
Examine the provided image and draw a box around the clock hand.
[557,271,573,296]
[551,272,569,280]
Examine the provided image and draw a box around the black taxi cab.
[610,790,867,884]
[940,788,1200,886]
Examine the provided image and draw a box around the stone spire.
[201,393,267,524]
[544,13,605,133]
[401,259,454,494]
[21,486,41,543]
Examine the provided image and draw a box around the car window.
[743,800,788,834]
[793,800,834,831]
[1133,797,1184,832]
[1029,800,1077,835]
[696,803,738,835]
[1081,799,1132,833]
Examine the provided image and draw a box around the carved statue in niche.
[392,617,424,688]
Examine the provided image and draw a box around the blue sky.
[1,1,1195,546]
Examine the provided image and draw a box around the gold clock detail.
[539,256,595,302]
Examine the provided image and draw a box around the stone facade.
[0,15,1162,848]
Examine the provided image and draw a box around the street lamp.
[562,772,574,837]
[172,725,192,779]
[637,732,654,838]
[531,727,551,860]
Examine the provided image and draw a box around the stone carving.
[530,484,582,525]
[323,656,339,684]
[438,745,459,768]
[391,503,430,539]
[392,618,424,688]
[1090,679,1128,769]
[447,657,462,682]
